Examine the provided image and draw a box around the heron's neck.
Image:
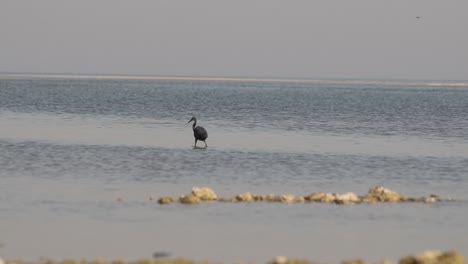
[192,120,197,130]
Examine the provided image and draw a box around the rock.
[368,186,401,202]
[335,199,353,205]
[179,194,201,205]
[91,261,108,264]
[360,195,378,203]
[336,192,360,204]
[191,187,217,201]
[409,197,423,203]
[5,261,24,264]
[304,192,326,202]
[134,261,153,264]
[424,197,437,203]
[254,195,265,201]
[271,256,288,264]
[158,197,175,204]
[236,192,254,202]
[384,196,400,203]
[429,194,441,201]
[320,193,337,203]
[436,252,466,264]
[399,196,409,202]
[304,192,337,203]
[379,260,394,264]
[173,258,206,264]
[281,194,297,203]
[0,256,4,264]
[265,194,282,202]
[342,259,366,264]
[110,260,127,264]
[218,197,236,202]
[269,256,316,264]
[252,194,282,202]
[294,196,305,203]
[399,250,465,264]
[62,260,82,264]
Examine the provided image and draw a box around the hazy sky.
[1,1,467,80]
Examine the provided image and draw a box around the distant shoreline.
[1,72,468,87]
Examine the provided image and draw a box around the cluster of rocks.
[158,186,447,205]
[399,250,465,264]
[3,260,207,264]
[1,250,465,264]
[269,250,465,264]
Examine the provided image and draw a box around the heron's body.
[188,117,208,148]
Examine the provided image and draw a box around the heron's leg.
[204,141,207,148]
[194,139,198,147]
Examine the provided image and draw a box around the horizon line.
[1,72,467,87]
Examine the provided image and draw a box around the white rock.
[424,197,437,203]
[337,192,360,202]
[271,256,288,264]
[191,186,217,201]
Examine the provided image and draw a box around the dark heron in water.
[188,116,208,148]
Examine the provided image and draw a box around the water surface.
[1,76,467,262]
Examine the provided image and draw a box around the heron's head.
[187,116,196,123]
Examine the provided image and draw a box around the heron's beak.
[187,119,193,123]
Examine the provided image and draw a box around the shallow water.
[1,76,468,262]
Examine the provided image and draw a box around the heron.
[188,116,208,148]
